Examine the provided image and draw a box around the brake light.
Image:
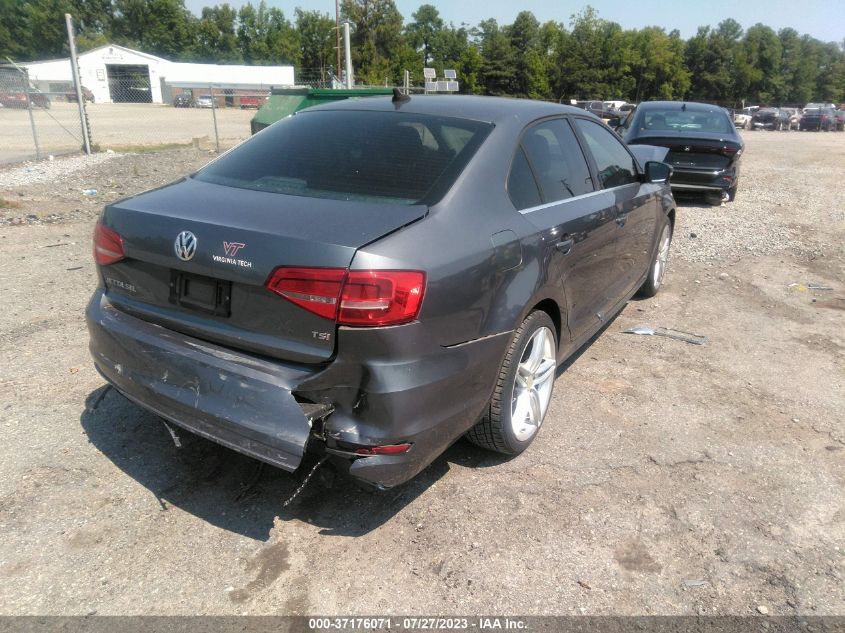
[93,221,125,265]
[265,267,345,320]
[265,267,426,326]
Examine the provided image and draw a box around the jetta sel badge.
[174,231,197,261]
[87,93,677,489]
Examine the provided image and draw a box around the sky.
[184,0,845,43]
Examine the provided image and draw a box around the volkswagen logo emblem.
[174,231,197,261]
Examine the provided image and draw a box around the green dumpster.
[250,87,395,134]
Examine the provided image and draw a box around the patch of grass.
[105,142,194,153]
[0,198,22,209]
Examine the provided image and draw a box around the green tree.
[627,27,689,101]
[506,11,552,99]
[237,1,299,66]
[296,9,335,79]
[196,4,240,62]
[341,0,405,84]
[0,0,31,59]
[112,0,197,59]
[684,20,744,104]
[553,7,630,101]
[0,0,113,60]
[405,4,443,66]
[476,19,515,95]
[815,40,845,102]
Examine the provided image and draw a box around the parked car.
[802,102,836,112]
[572,100,618,120]
[87,94,676,489]
[65,86,95,103]
[784,108,802,130]
[833,109,845,131]
[733,109,753,129]
[238,95,265,109]
[752,107,790,131]
[0,87,50,109]
[172,93,194,108]
[195,94,214,108]
[618,100,743,204]
[800,107,835,131]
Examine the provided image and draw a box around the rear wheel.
[638,220,672,298]
[466,311,557,455]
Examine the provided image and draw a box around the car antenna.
[392,87,410,105]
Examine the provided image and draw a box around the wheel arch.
[525,297,563,350]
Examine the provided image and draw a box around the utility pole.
[335,0,341,86]
[65,13,91,155]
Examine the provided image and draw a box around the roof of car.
[300,94,589,125]
[636,101,729,113]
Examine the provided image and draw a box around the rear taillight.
[265,267,425,327]
[339,270,425,326]
[93,221,125,265]
[265,267,345,320]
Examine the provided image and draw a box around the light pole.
[343,20,353,89]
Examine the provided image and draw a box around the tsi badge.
[174,231,197,261]
[213,241,253,268]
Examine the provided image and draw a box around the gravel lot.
[0,131,843,617]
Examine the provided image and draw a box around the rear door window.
[195,110,492,205]
[520,119,594,203]
[507,147,541,210]
[574,118,639,189]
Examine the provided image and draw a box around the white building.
[22,43,295,104]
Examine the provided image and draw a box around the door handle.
[615,214,628,227]
[555,237,574,255]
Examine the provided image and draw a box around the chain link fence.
[0,67,288,165]
[0,65,91,164]
[0,63,427,166]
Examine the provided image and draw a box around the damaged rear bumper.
[86,289,511,488]
[86,289,319,471]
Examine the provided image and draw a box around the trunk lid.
[630,134,741,171]
[99,177,427,363]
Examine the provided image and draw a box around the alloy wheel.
[653,224,671,288]
[511,326,556,441]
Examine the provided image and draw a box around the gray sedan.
[87,94,676,489]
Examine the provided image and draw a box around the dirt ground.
[0,102,252,164]
[0,131,842,616]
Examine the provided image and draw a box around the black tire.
[638,219,673,298]
[728,184,738,202]
[466,310,557,455]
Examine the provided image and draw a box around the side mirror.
[644,161,672,184]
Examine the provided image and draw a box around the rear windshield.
[637,109,733,134]
[195,109,493,204]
